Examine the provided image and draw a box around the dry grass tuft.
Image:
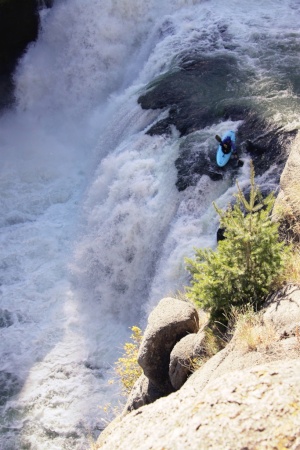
[187,328,225,373]
[279,246,300,286]
[229,305,278,353]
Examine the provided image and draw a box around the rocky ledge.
[97,286,300,450]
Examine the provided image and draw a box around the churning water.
[0,0,299,448]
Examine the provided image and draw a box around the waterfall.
[0,0,299,448]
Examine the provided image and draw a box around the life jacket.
[222,137,232,154]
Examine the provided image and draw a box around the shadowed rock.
[0,0,40,109]
[124,374,165,413]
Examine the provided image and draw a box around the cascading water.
[0,0,299,448]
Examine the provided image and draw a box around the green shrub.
[185,162,291,325]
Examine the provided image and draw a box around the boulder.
[138,297,199,393]
[123,374,165,413]
[169,331,206,390]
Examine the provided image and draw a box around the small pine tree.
[185,162,290,324]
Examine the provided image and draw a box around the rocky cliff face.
[96,135,300,449]
[97,286,300,449]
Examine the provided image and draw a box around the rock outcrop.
[123,298,202,413]
[97,286,300,449]
[96,136,300,449]
[98,359,300,450]
[137,297,199,394]
[274,131,300,242]
[0,0,39,75]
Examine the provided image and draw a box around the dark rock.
[0,0,39,75]
[0,0,40,109]
[237,114,297,181]
[217,228,226,242]
[139,55,243,137]
[174,134,224,191]
[138,55,297,191]
[124,374,165,413]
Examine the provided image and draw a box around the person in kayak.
[215,134,242,166]
[215,134,237,155]
[216,135,238,159]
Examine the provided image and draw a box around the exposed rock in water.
[0,371,22,406]
[138,56,297,191]
[138,56,245,136]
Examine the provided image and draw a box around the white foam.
[0,0,300,448]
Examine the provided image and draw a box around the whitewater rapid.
[0,0,299,448]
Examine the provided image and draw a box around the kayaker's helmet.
[223,136,231,143]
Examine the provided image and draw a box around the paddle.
[215,135,222,143]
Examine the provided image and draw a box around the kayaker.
[215,135,236,155]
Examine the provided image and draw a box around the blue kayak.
[216,130,236,167]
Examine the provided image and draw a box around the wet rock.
[139,55,242,137]
[174,134,224,191]
[237,115,297,180]
[138,56,296,191]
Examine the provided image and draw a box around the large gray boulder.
[138,297,199,393]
